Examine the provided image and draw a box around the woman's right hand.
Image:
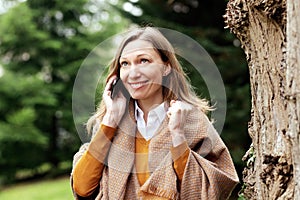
[101,75,127,128]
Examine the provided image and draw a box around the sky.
[0,0,26,14]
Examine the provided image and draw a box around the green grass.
[0,176,74,200]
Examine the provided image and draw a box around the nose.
[128,64,141,79]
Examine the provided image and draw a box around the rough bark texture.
[286,0,300,198]
[224,0,299,199]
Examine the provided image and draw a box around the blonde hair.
[86,27,212,134]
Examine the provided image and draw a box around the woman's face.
[119,39,170,104]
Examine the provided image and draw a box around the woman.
[71,27,239,200]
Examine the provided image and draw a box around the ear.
[163,63,171,76]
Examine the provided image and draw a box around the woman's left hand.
[167,100,193,146]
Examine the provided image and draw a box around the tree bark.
[286,0,300,198]
[224,0,299,199]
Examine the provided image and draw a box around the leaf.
[6,108,36,126]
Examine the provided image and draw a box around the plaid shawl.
[71,101,239,199]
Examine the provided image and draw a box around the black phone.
[110,77,130,99]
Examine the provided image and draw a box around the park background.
[0,0,251,199]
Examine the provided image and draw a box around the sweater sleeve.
[170,141,190,182]
[72,124,116,197]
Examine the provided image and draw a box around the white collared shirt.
[135,101,166,141]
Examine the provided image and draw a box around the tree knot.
[251,0,286,30]
[224,0,249,43]
[260,154,293,194]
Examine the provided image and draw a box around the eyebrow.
[119,53,151,60]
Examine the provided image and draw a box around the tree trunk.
[286,0,300,198]
[224,0,299,199]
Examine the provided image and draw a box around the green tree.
[0,0,128,183]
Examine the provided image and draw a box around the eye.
[120,61,128,67]
[140,58,149,64]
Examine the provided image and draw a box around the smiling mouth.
[130,81,148,89]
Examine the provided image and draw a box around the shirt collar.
[134,101,166,123]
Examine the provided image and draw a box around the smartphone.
[110,77,130,99]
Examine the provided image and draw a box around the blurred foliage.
[0,0,128,184]
[0,0,251,193]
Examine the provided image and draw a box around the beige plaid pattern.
[71,101,239,199]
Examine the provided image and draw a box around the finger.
[104,75,117,92]
[170,100,176,106]
[115,90,126,101]
[183,102,193,112]
[175,101,192,112]
[106,90,112,97]
[167,103,176,114]
[167,110,172,118]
